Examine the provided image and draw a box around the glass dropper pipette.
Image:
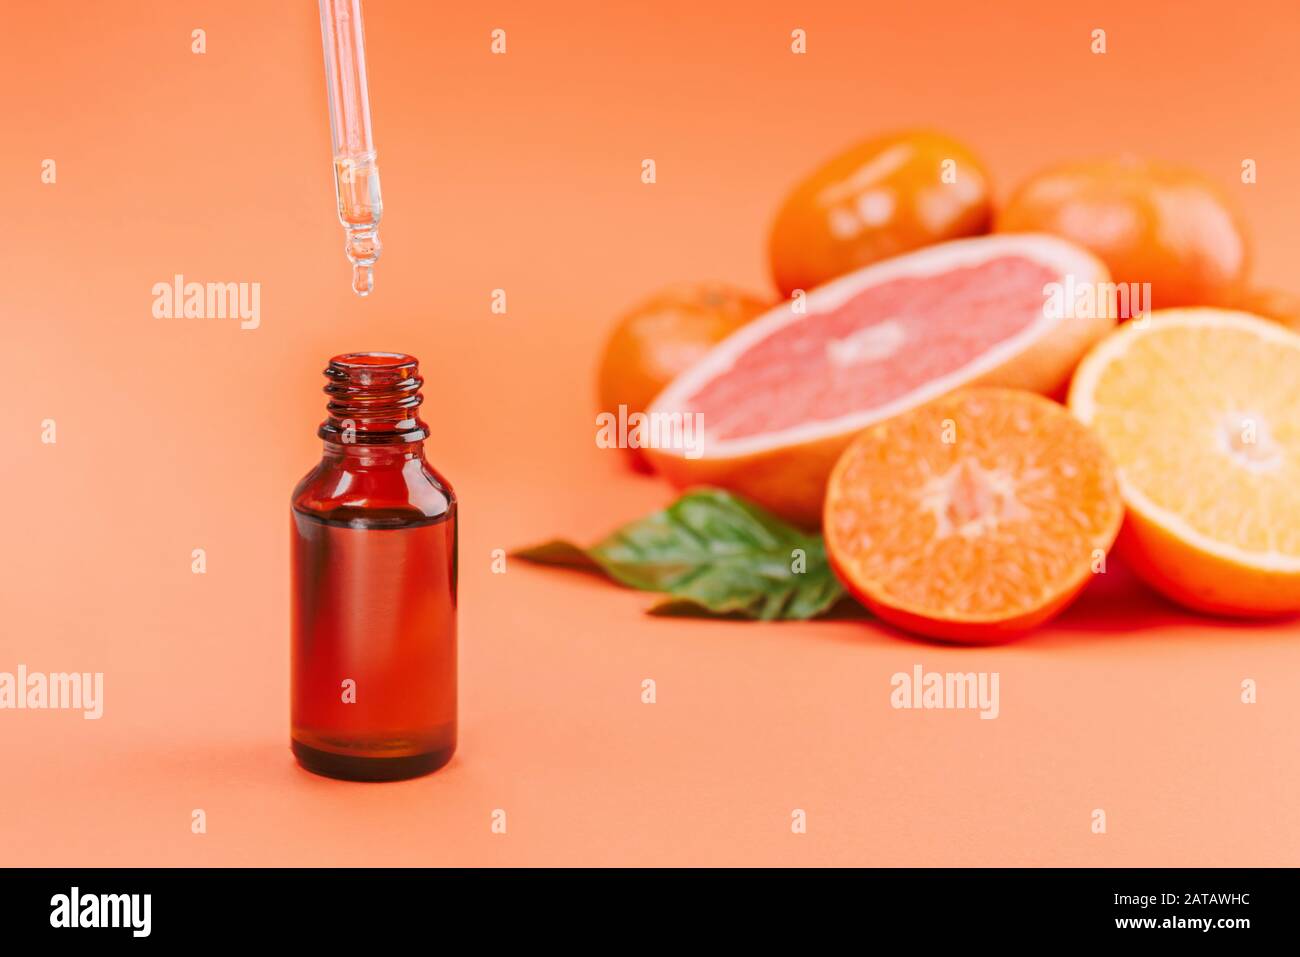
[319,0,383,296]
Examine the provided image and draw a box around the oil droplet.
[352,263,374,297]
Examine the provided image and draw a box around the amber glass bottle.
[290,353,457,781]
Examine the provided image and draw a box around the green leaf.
[511,539,602,572]
[512,488,845,621]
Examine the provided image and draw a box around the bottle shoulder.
[292,453,455,525]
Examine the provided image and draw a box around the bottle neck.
[317,352,429,445]
[321,440,425,467]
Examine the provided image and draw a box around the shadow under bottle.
[290,352,457,781]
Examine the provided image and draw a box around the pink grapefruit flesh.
[645,234,1114,526]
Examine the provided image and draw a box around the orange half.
[1069,309,1300,616]
[824,388,1123,643]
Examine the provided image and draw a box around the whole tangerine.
[1230,286,1300,332]
[768,130,993,298]
[997,157,1250,312]
[597,282,769,468]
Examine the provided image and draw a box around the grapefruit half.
[645,234,1114,526]
[1069,309,1300,616]
[824,388,1124,643]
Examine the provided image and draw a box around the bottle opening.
[329,351,417,369]
[320,352,428,444]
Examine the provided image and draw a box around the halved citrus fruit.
[1069,309,1300,616]
[823,388,1123,643]
[645,234,1114,526]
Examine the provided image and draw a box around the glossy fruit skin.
[1111,508,1300,618]
[768,130,993,298]
[827,545,1092,644]
[998,158,1251,311]
[597,283,769,467]
[1231,287,1300,332]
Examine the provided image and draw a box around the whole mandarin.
[597,283,770,468]
[1231,287,1300,332]
[768,130,993,298]
[998,157,1250,311]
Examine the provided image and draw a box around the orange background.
[3,0,1299,866]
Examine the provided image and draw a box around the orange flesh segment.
[827,390,1121,619]
[683,257,1058,441]
[1082,320,1300,560]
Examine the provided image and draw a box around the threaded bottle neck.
[319,352,429,444]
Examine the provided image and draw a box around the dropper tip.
[352,263,374,297]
